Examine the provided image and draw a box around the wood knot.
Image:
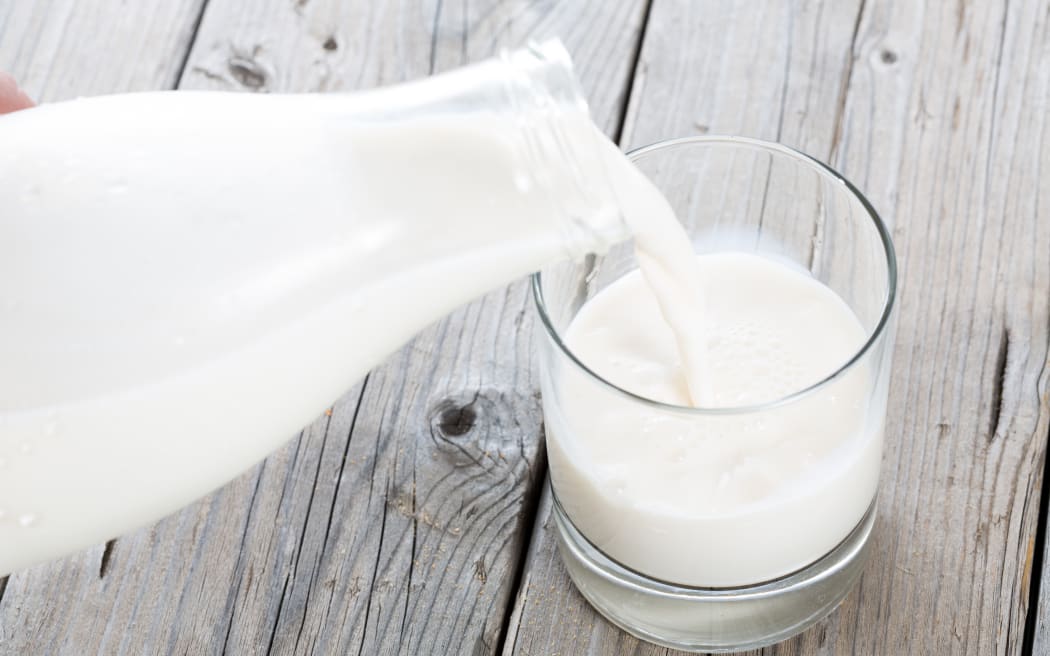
[879,49,898,65]
[322,36,338,51]
[228,56,268,89]
[426,390,541,471]
[434,400,476,437]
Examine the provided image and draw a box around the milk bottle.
[0,41,637,574]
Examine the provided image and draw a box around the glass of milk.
[533,136,897,652]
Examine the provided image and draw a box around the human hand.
[0,72,34,113]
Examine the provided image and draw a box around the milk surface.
[545,252,881,587]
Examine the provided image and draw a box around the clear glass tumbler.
[533,136,897,652]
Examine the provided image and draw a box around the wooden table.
[2,1,1049,654]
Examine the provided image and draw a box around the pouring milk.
[0,41,876,585]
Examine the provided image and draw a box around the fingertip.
[0,72,35,113]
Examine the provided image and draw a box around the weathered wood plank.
[1010,0,1050,648]
[506,0,1050,654]
[203,3,650,651]
[0,1,649,654]
[0,0,207,99]
[836,1,1050,654]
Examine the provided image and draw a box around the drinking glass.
[532,136,897,652]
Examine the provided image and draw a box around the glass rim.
[531,135,898,416]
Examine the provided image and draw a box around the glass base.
[551,492,877,653]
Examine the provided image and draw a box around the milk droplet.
[19,442,33,454]
[43,420,58,437]
[173,336,187,347]
[0,508,6,520]
[18,514,37,528]
[0,457,7,468]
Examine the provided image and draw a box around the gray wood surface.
[0,0,207,100]
[506,0,1050,654]
[2,0,1049,654]
[0,1,649,654]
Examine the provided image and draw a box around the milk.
[613,192,713,406]
[544,252,880,587]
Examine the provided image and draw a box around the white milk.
[545,252,881,587]
[614,193,713,406]
[0,91,632,574]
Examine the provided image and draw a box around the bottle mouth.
[501,39,581,98]
[503,40,628,259]
[531,135,899,416]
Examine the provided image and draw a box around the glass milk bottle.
[0,41,627,575]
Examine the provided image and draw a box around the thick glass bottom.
[551,491,877,653]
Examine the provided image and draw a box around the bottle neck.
[330,39,630,260]
[500,41,629,259]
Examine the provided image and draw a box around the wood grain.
[4,1,1048,654]
[837,1,1050,653]
[183,5,651,652]
[0,0,207,99]
[505,0,1050,654]
[0,1,649,654]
